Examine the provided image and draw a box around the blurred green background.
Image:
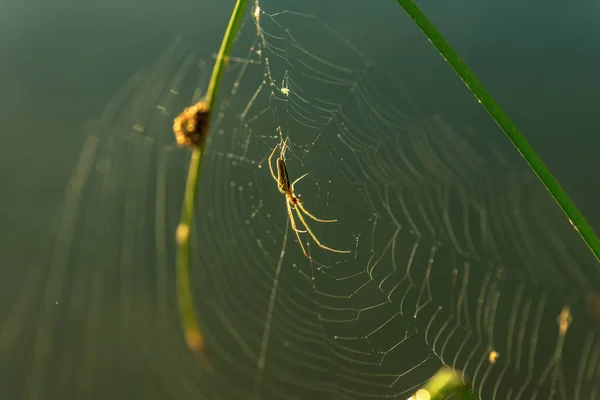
[1,0,599,399]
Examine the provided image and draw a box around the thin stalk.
[204,0,249,110]
[176,0,248,354]
[394,0,600,263]
[411,368,478,400]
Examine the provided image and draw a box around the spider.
[268,138,350,258]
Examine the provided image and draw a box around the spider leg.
[288,202,307,232]
[281,136,290,156]
[290,175,336,223]
[288,209,307,233]
[291,173,309,188]
[287,200,310,258]
[268,142,280,183]
[293,206,350,254]
[297,202,337,223]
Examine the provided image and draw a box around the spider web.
[2,1,600,400]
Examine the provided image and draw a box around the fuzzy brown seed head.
[173,101,210,147]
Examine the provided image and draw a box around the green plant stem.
[418,368,478,400]
[394,0,600,263]
[204,0,249,109]
[176,0,248,353]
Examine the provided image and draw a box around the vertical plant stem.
[176,0,248,353]
[394,0,600,262]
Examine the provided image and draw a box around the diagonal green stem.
[418,368,479,400]
[394,0,600,263]
[176,0,248,354]
[204,0,249,110]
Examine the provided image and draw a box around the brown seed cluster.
[173,101,210,147]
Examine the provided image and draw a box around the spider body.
[268,138,349,258]
[276,157,292,195]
